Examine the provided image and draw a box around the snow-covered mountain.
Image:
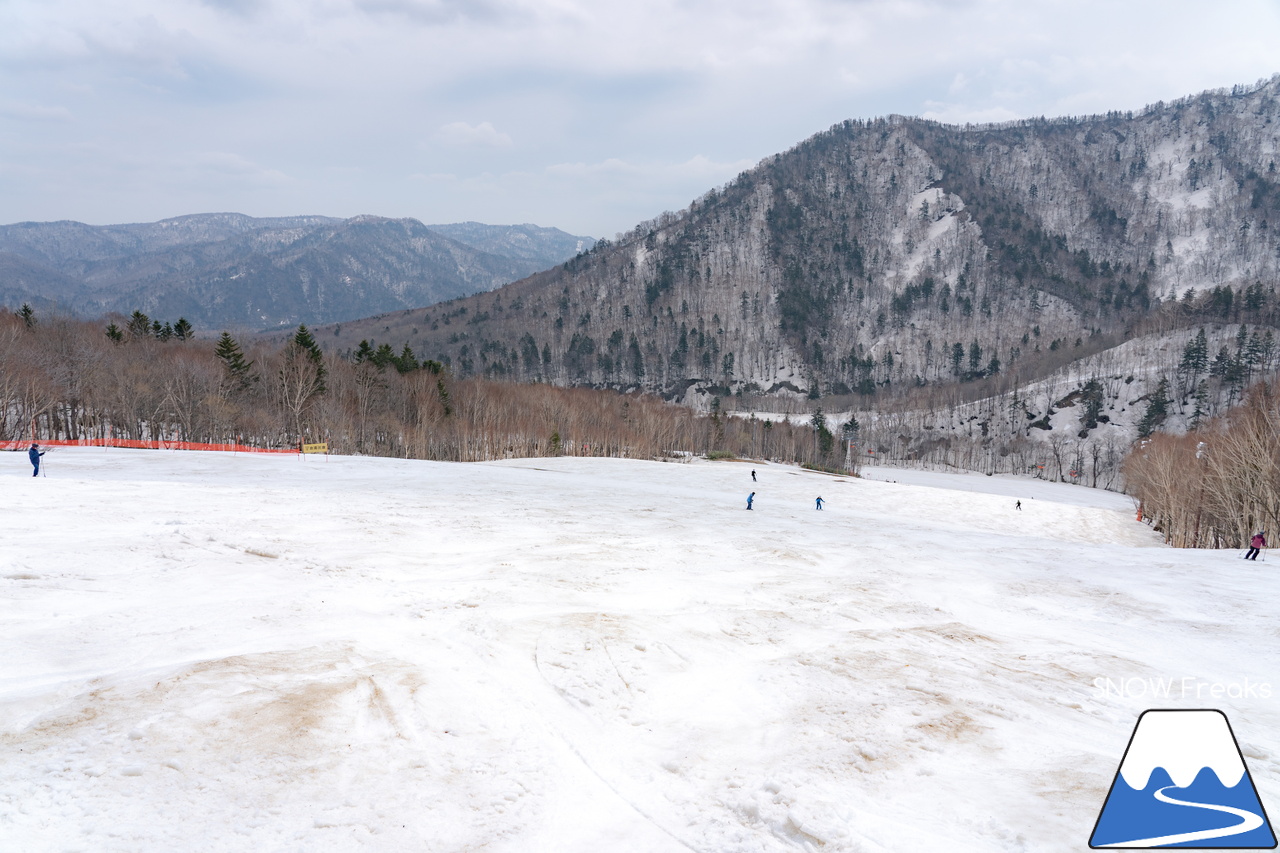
[0,213,595,330]
[308,77,1280,483]
[340,77,1280,407]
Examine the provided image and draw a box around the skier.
[28,442,45,477]
[1015,500,1022,511]
[815,496,824,510]
[1245,531,1267,561]
[751,469,757,482]
[747,492,755,510]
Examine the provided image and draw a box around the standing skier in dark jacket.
[28,443,45,477]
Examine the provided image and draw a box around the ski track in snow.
[0,448,1276,852]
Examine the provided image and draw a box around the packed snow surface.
[2,449,1277,852]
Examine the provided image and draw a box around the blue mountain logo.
[1090,709,1276,848]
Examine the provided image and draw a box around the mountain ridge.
[0,213,595,330]
[321,77,1280,401]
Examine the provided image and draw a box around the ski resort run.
[2,448,1277,852]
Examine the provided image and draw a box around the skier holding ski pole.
[28,442,46,477]
[1245,531,1267,561]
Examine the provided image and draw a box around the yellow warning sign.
[301,442,328,454]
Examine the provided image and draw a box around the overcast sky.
[3,0,1279,238]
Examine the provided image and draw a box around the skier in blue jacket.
[28,443,45,477]
[746,492,755,510]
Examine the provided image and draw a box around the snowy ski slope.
[1,448,1276,851]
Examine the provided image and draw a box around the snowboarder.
[747,492,755,510]
[1015,500,1022,511]
[1245,531,1267,561]
[815,496,824,510]
[751,469,756,482]
[28,442,45,477]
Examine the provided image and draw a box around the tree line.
[1125,382,1280,548]
[0,309,855,469]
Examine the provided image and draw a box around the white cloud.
[434,121,513,149]
[182,151,292,184]
[546,154,754,183]
[2,0,1280,234]
[0,101,73,122]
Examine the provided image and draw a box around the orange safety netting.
[0,438,300,454]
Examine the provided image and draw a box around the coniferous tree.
[127,310,152,339]
[1178,327,1209,398]
[279,325,327,441]
[290,325,326,387]
[173,318,193,340]
[1079,378,1105,434]
[105,323,124,343]
[16,304,35,328]
[810,408,835,457]
[395,344,419,374]
[214,332,254,389]
[1137,378,1171,438]
[373,343,396,370]
[1190,379,1210,430]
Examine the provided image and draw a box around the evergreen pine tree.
[1079,378,1105,433]
[280,325,327,440]
[105,323,124,343]
[290,325,326,388]
[1137,378,1171,438]
[127,310,152,338]
[1179,327,1209,373]
[214,332,255,388]
[1190,380,1210,430]
[373,343,396,369]
[396,344,419,374]
[173,318,193,340]
[16,303,35,328]
[810,408,835,457]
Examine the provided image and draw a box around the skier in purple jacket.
[1246,531,1266,560]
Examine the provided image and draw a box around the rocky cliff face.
[344,77,1280,412]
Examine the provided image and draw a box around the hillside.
[325,78,1280,407]
[424,221,595,268]
[306,78,1280,484]
[0,213,594,330]
[8,449,1274,852]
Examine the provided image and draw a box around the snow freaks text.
[1093,677,1272,701]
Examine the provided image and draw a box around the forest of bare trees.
[13,306,1280,550]
[1125,382,1280,548]
[0,310,854,470]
